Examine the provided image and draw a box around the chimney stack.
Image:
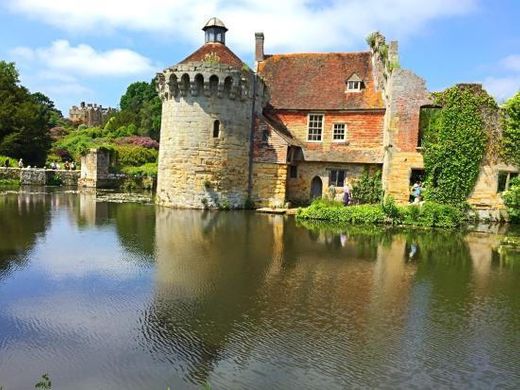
[255,32,264,62]
[389,40,399,65]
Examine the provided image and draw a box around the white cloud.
[482,54,520,102]
[11,40,156,77]
[483,75,520,102]
[501,55,520,73]
[6,0,477,52]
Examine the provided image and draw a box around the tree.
[115,79,161,139]
[0,61,52,166]
[502,91,520,167]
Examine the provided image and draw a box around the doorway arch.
[310,176,323,200]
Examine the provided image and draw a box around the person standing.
[18,158,23,168]
[342,185,351,206]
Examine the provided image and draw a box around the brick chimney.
[255,32,264,62]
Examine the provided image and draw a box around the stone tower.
[156,17,264,209]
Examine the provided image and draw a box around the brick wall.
[275,110,385,149]
[252,116,289,164]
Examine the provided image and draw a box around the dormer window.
[346,73,363,92]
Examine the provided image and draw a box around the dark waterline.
[0,190,519,389]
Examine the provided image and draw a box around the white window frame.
[346,80,361,92]
[307,113,324,142]
[332,122,347,142]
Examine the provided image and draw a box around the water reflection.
[0,190,518,389]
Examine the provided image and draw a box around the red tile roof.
[258,52,384,110]
[179,43,244,69]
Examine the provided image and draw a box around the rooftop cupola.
[203,17,228,45]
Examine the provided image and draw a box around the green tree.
[0,61,52,166]
[502,91,520,166]
[114,79,161,139]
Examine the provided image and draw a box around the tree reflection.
[0,192,50,279]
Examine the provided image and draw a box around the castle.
[69,102,116,127]
[156,18,518,212]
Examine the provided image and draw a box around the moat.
[0,189,519,389]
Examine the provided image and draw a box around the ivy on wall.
[502,92,520,167]
[422,84,498,205]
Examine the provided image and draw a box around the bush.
[297,199,464,228]
[503,177,520,223]
[114,145,158,167]
[120,162,158,177]
[351,170,383,204]
[115,136,159,149]
[0,155,17,167]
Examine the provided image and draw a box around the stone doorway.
[310,176,323,200]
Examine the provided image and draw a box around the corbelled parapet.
[156,62,253,101]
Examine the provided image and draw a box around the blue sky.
[1,0,519,114]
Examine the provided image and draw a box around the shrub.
[115,136,159,149]
[114,145,158,167]
[351,170,383,204]
[120,162,158,177]
[503,177,520,223]
[0,155,17,167]
[296,198,464,228]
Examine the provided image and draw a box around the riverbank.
[296,199,467,228]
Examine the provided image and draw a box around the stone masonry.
[156,62,265,209]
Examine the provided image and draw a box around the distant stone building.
[69,102,116,127]
[155,18,518,212]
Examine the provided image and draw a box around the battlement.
[156,62,254,101]
[69,101,116,126]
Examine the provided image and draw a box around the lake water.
[0,189,519,389]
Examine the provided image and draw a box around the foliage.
[297,198,464,228]
[109,80,162,140]
[0,178,20,187]
[35,374,51,389]
[422,84,498,205]
[503,177,520,223]
[0,155,17,167]
[114,145,158,167]
[115,135,159,149]
[501,91,520,166]
[351,170,383,204]
[0,61,53,166]
[47,174,63,186]
[120,162,158,177]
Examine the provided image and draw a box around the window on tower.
[213,120,220,138]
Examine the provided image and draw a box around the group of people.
[49,161,76,170]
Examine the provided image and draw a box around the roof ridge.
[264,51,371,58]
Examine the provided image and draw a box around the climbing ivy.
[423,84,498,205]
[501,91,520,167]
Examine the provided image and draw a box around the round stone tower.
[156,18,263,209]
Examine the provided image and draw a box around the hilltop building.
[69,102,116,127]
[155,18,518,212]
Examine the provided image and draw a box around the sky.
[1,0,519,114]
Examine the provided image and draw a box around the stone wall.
[382,69,431,203]
[286,162,380,204]
[79,149,111,188]
[251,163,287,207]
[0,168,80,186]
[468,163,518,217]
[156,63,263,209]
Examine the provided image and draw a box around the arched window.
[213,120,220,138]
